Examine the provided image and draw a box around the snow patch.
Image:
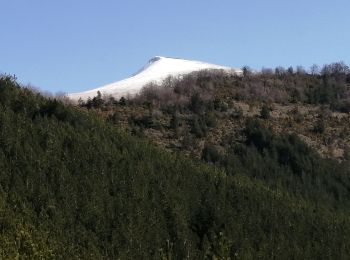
[68,56,242,101]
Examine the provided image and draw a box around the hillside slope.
[0,75,350,259]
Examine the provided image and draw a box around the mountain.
[1,74,350,259]
[68,56,242,101]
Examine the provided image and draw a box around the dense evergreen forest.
[1,74,350,259]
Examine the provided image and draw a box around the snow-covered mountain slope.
[68,56,242,101]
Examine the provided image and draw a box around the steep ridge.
[68,56,242,100]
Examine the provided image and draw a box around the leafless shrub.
[310,64,320,75]
[321,61,349,76]
[135,82,178,108]
[55,93,73,105]
[261,67,274,75]
[275,66,286,77]
[130,62,349,110]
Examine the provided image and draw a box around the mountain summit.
[68,56,242,100]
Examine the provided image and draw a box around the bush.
[205,112,217,127]
[189,93,205,114]
[313,119,325,134]
[291,107,304,123]
[119,97,127,106]
[260,104,271,119]
[214,99,229,112]
[331,100,350,113]
[201,144,223,164]
[229,106,244,119]
[106,112,120,124]
[244,118,273,151]
[190,116,207,138]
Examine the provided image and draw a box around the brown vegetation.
[77,63,350,160]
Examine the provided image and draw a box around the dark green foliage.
[119,96,127,106]
[230,106,244,119]
[205,112,217,128]
[181,130,195,149]
[244,118,273,151]
[83,91,104,109]
[306,78,344,105]
[169,111,180,130]
[105,95,118,106]
[190,115,207,138]
[106,111,120,124]
[93,91,104,107]
[313,118,326,134]
[129,111,160,129]
[0,76,350,259]
[201,144,222,164]
[291,107,304,123]
[189,92,205,114]
[214,98,229,112]
[331,100,350,113]
[133,114,154,128]
[225,119,350,209]
[260,103,271,119]
[169,111,182,138]
[290,88,302,103]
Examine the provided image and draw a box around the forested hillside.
[1,75,350,259]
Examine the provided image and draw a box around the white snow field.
[68,56,242,101]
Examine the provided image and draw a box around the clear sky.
[0,0,349,93]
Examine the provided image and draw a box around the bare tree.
[310,64,320,75]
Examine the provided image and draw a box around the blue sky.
[0,0,349,93]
